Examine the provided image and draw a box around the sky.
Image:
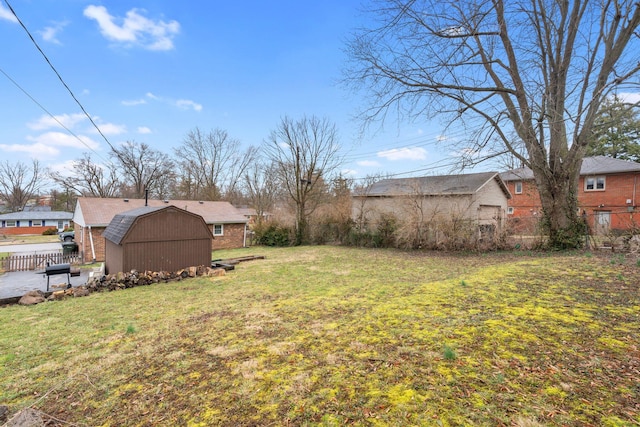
[0,0,476,183]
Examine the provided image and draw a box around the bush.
[42,228,58,236]
[253,221,292,247]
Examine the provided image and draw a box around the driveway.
[0,242,63,254]
[0,241,99,301]
[0,268,94,300]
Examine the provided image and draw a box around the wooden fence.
[0,252,80,272]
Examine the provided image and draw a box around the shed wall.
[122,239,212,273]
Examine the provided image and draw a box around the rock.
[50,290,67,301]
[73,287,90,297]
[207,268,225,277]
[4,407,45,426]
[0,404,8,423]
[18,290,45,306]
[188,266,198,277]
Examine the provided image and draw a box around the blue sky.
[0,0,469,182]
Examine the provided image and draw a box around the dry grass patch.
[0,246,638,426]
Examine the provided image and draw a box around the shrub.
[42,228,58,236]
[253,221,292,247]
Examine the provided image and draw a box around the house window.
[585,176,606,191]
[6,220,16,227]
[32,220,42,227]
[514,181,523,194]
[213,224,224,236]
[507,207,514,215]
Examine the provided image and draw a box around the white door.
[595,211,611,234]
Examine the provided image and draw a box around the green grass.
[1,246,639,426]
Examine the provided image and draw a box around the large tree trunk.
[532,158,583,248]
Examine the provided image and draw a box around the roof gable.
[500,156,640,181]
[359,172,510,198]
[75,197,248,227]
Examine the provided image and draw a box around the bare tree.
[345,0,640,248]
[243,161,280,224]
[49,154,120,198]
[174,127,257,201]
[264,115,343,245]
[111,141,175,199]
[0,160,44,211]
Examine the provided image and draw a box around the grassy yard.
[0,246,638,426]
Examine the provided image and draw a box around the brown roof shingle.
[74,197,248,227]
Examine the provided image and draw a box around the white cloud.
[93,123,126,135]
[176,99,203,111]
[26,131,100,151]
[0,143,59,159]
[0,4,17,23]
[28,113,87,131]
[122,98,146,106]
[378,147,427,161]
[618,92,640,104]
[137,126,152,134]
[83,5,180,51]
[146,92,159,100]
[39,21,68,44]
[341,168,358,176]
[357,160,381,167]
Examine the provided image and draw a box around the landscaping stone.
[18,290,45,306]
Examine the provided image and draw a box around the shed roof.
[357,172,511,198]
[102,206,163,245]
[500,156,640,181]
[74,197,248,228]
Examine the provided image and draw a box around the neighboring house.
[103,205,213,274]
[235,206,272,226]
[500,156,640,234]
[72,197,249,263]
[352,172,511,233]
[0,210,72,235]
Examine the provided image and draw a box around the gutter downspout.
[88,225,96,263]
[243,222,247,247]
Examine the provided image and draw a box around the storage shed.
[103,205,213,274]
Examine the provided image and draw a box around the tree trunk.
[533,159,583,249]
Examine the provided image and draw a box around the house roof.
[0,211,73,221]
[74,197,248,228]
[500,156,640,181]
[357,172,511,198]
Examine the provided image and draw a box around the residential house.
[0,209,72,235]
[500,156,640,234]
[352,172,511,235]
[72,197,248,263]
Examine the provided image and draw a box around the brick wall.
[0,226,58,236]
[505,173,640,233]
[211,223,246,249]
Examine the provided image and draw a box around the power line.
[0,66,110,164]
[4,0,118,156]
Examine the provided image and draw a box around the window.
[32,220,42,227]
[213,224,224,236]
[585,176,606,191]
[514,181,522,194]
[507,207,514,215]
[6,220,16,227]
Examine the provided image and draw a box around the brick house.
[500,156,640,234]
[72,197,248,263]
[0,209,72,235]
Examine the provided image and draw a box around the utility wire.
[0,66,110,164]
[4,0,117,156]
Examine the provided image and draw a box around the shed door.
[595,211,611,234]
